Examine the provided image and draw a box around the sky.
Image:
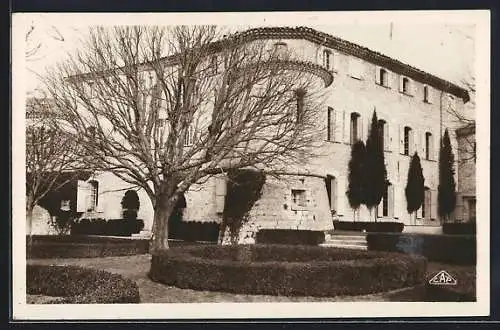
[19,13,476,94]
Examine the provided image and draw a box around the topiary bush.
[27,265,140,303]
[149,244,427,297]
[255,229,325,245]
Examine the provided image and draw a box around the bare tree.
[25,98,85,239]
[42,26,327,252]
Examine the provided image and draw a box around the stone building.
[28,27,472,239]
[455,123,476,223]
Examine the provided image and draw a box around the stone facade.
[455,124,476,222]
[34,27,471,238]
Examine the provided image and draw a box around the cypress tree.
[364,110,387,221]
[438,129,457,222]
[405,152,425,224]
[347,140,366,221]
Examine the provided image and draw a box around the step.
[320,243,368,250]
[329,235,367,240]
[325,239,367,246]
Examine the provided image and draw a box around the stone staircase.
[320,233,368,250]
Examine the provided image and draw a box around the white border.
[11,10,490,320]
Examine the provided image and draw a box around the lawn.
[27,253,476,303]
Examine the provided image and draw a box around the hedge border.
[255,229,325,245]
[366,232,476,265]
[27,235,150,259]
[27,265,140,304]
[149,244,427,297]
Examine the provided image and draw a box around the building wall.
[77,33,469,237]
[455,128,476,222]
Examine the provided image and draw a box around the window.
[327,107,334,141]
[211,55,218,74]
[324,175,337,211]
[404,126,412,155]
[273,42,288,59]
[425,132,433,160]
[184,125,195,146]
[423,85,430,103]
[291,189,307,208]
[350,112,360,144]
[349,58,364,79]
[473,142,476,163]
[402,77,410,93]
[378,68,389,87]
[378,119,386,150]
[422,187,431,220]
[323,49,332,70]
[382,184,389,217]
[87,180,99,212]
[87,81,96,98]
[295,89,306,123]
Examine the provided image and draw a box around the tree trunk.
[150,180,180,254]
[26,206,34,255]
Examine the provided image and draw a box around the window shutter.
[377,200,383,218]
[427,86,433,104]
[215,176,227,214]
[388,185,395,218]
[334,109,342,142]
[343,111,350,144]
[76,180,91,212]
[331,178,337,211]
[334,52,340,71]
[399,76,404,92]
[393,186,402,218]
[375,66,381,85]
[409,129,415,155]
[384,123,390,151]
[434,131,439,161]
[358,115,364,141]
[420,130,426,156]
[399,125,405,154]
[430,189,437,220]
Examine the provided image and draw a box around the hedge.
[71,218,145,236]
[366,233,476,265]
[27,265,140,303]
[169,221,220,242]
[333,221,404,233]
[255,229,325,245]
[149,244,427,297]
[27,235,150,259]
[442,222,476,235]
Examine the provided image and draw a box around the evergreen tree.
[347,140,366,221]
[438,129,457,222]
[364,110,387,221]
[121,190,140,220]
[405,152,425,224]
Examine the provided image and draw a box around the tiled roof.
[222,26,470,102]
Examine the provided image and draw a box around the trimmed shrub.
[169,221,220,242]
[71,218,145,236]
[442,222,476,235]
[333,221,404,233]
[27,235,150,258]
[255,229,325,245]
[366,233,476,265]
[149,244,427,297]
[27,265,140,303]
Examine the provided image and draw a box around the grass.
[27,253,476,303]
